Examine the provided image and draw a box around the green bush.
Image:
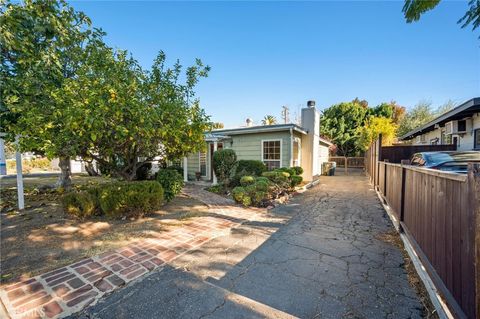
[213,149,237,186]
[98,181,164,218]
[166,165,184,175]
[156,169,184,201]
[63,181,164,219]
[276,167,295,177]
[232,181,270,207]
[290,175,303,187]
[292,166,304,175]
[235,160,266,176]
[240,175,255,186]
[262,171,289,185]
[62,191,98,219]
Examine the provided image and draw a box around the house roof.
[319,137,333,146]
[209,123,308,136]
[400,97,480,141]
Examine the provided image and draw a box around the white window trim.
[261,139,282,169]
[293,137,301,167]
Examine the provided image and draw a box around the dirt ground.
[0,175,209,285]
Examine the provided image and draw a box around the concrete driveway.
[74,176,424,319]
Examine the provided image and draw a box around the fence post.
[468,163,480,319]
[345,156,348,176]
[383,160,389,197]
[399,165,406,224]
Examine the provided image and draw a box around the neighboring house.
[400,97,480,151]
[182,101,332,183]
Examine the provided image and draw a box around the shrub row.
[63,180,164,219]
[232,167,303,207]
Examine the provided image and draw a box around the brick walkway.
[0,186,261,319]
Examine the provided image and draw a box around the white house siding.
[411,112,480,151]
[318,144,330,175]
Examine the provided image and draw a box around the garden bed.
[0,175,209,285]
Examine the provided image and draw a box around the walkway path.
[0,186,263,319]
[73,176,425,319]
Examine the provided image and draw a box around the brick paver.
[0,185,262,319]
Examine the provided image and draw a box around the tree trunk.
[85,162,99,176]
[56,156,72,189]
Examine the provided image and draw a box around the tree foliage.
[0,0,211,182]
[357,117,397,151]
[397,100,456,137]
[320,101,368,156]
[403,0,480,34]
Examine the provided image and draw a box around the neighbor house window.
[262,140,281,170]
[475,129,480,149]
[199,151,207,177]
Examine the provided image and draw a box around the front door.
[210,142,223,181]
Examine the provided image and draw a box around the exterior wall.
[224,131,292,168]
[301,106,321,181]
[411,113,480,151]
[318,144,330,175]
[186,152,200,180]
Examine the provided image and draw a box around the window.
[293,139,300,167]
[475,129,480,149]
[458,120,466,132]
[199,152,207,177]
[262,140,281,170]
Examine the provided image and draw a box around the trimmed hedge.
[62,191,98,219]
[292,166,304,175]
[156,169,184,201]
[62,181,164,219]
[235,160,266,176]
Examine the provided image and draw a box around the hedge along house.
[181,100,332,184]
[400,97,480,150]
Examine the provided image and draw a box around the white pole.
[15,136,24,210]
[183,157,188,182]
[212,141,218,185]
[0,135,6,175]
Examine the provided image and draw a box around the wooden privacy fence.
[365,141,480,319]
[329,156,365,174]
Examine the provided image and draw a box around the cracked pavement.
[72,175,425,319]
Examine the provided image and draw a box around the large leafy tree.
[357,117,398,151]
[403,0,480,34]
[0,0,104,187]
[60,48,210,181]
[397,100,456,137]
[320,101,369,156]
[1,0,211,184]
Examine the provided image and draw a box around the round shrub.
[240,175,255,186]
[98,181,164,218]
[293,166,304,175]
[254,180,269,192]
[166,165,184,175]
[235,160,266,176]
[255,176,269,184]
[232,186,247,202]
[276,167,295,176]
[290,175,303,187]
[156,169,184,201]
[62,191,98,219]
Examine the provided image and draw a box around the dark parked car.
[409,151,480,174]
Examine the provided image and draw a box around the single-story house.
[181,101,332,183]
[400,97,480,151]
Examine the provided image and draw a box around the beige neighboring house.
[400,97,480,151]
[182,100,332,184]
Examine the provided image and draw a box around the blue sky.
[72,1,479,127]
